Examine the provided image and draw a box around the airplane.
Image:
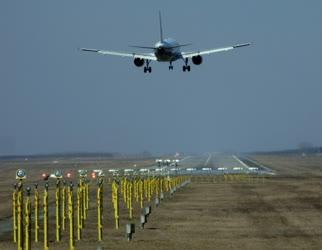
[80,12,250,73]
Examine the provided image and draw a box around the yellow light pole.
[24,187,31,250]
[97,178,103,241]
[126,181,130,210]
[144,179,148,199]
[147,178,151,202]
[16,169,26,250]
[55,179,61,242]
[43,182,49,250]
[34,184,39,243]
[122,178,127,204]
[77,170,88,228]
[77,183,82,240]
[112,180,119,229]
[62,180,66,231]
[82,179,87,221]
[139,179,143,208]
[86,180,89,211]
[12,183,17,243]
[68,183,75,250]
[129,180,133,219]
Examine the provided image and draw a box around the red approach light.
[91,172,96,179]
[42,173,49,181]
[66,172,72,178]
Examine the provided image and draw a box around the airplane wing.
[80,48,157,61]
[181,43,251,58]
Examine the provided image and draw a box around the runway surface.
[150,153,274,176]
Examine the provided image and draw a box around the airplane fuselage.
[154,38,182,62]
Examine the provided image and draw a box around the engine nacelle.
[134,58,144,67]
[192,55,203,65]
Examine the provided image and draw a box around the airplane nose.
[157,47,165,54]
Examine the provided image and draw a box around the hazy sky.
[1,1,322,155]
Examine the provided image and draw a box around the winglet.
[233,43,251,48]
[80,48,100,52]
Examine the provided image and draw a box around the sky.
[0,1,322,155]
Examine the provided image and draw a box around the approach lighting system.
[93,169,104,177]
[54,170,63,179]
[16,169,26,180]
[42,173,50,181]
[78,169,87,178]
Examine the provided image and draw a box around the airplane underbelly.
[156,53,178,62]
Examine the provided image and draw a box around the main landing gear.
[182,58,191,72]
[144,60,152,73]
[169,61,174,70]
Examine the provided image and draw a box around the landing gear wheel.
[144,66,152,73]
[169,65,173,70]
[187,65,191,72]
[182,66,186,72]
[143,60,152,73]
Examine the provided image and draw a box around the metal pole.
[55,179,61,242]
[68,183,75,250]
[112,180,119,229]
[34,184,39,242]
[43,182,49,250]
[17,181,23,250]
[62,181,66,231]
[24,187,31,250]
[12,183,17,243]
[97,179,103,241]
[77,183,82,240]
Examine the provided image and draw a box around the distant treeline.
[251,146,322,155]
[0,152,151,160]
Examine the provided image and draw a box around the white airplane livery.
[81,12,250,73]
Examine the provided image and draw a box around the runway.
[155,153,274,176]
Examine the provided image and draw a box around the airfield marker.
[16,169,26,250]
[12,183,17,243]
[62,181,66,231]
[68,182,75,250]
[43,182,49,250]
[34,184,39,243]
[55,179,62,242]
[97,178,103,241]
[112,180,120,229]
[139,179,143,208]
[77,183,82,240]
[24,187,31,250]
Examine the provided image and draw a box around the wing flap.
[80,48,157,61]
[182,43,251,58]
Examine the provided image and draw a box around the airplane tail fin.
[159,11,164,41]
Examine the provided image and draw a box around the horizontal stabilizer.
[129,45,156,49]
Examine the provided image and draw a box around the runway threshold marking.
[232,155,250,170]
[204,153,212,166]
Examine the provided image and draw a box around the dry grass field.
[1,154,322,249]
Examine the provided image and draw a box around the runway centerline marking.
[204,153,212,166]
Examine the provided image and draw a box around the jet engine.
[192,55,203,65]
[134,58,144,67]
